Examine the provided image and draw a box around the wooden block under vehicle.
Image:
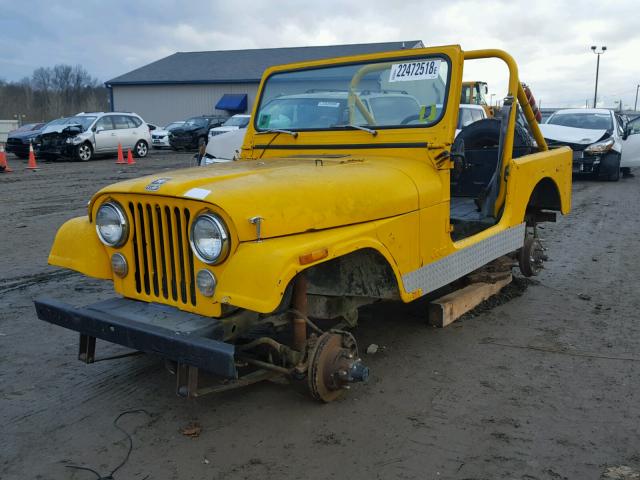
[428,275,512,328]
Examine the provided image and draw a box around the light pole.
[591,45,606,108]
[635,84,639,111]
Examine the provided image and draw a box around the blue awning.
[215,94,247,112]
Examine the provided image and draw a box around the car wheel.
[609,168,620,182]
[76,143,93,162]
[600,155,620,182]
[134,140,149,158]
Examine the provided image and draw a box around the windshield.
[46,118,69,127]
[68,116,97,131]
[164,122,183,130]
[184,117,208,127]
[547,112,613,131]
[256,56,449,131]
[223,116,250,127]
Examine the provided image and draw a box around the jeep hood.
[539,124,608,145]
[94,156,420,241]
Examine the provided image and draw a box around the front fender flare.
[48,216,112,279]
[214,219,414,314]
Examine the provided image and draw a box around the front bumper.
[151,136,170,147]
[5,141,30,156]
[34,297,237,378]
[572,151,618,175]
[169,136,199,149]
[35,143,75,158]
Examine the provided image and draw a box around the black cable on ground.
[65,409,151,479]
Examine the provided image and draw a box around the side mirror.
[623,127,630,140]
[95,127,104,133]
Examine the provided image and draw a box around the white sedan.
[540,108,640,180]
[208,114,250,140]
[151,121,185,148]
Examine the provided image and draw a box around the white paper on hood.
[539,124,608,145]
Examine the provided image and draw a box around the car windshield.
[547,113,613,131]
[223,116,250,127]
[68,116,97,131]
[164,122,183,130]
[46,118,69,127]
[256,56,450,131]
[184,117,208,127]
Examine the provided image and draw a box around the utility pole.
[591,46,607,108]
[635,84,639,111]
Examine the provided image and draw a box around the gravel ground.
[1,151,639,480]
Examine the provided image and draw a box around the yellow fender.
[49,216,112,279]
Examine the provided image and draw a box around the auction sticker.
[389,59,440,82]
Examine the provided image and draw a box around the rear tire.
[76,143,93,162]
[134,140,148,158]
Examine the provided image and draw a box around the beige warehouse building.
[106,40,423,126]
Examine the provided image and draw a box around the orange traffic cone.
[27,143,38,171]
[0,145,12,173]
[126,148,135,165]
[116,143,125,164]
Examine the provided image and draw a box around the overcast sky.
[2,0,640,109]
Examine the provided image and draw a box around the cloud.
[1,0,639,108]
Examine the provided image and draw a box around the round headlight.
[96,202,128,247]
[190,213,230,264]
[196,269,217,297]
[111,253,128,277]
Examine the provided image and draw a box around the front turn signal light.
[299,248,329,265]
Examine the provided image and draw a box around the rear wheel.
[621,167,632,177]
[76,143,93,162]
[134,140,148,158]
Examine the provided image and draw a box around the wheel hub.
[307,332,368,402]
[519,235,546,276]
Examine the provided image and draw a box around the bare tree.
[0,64,108,122]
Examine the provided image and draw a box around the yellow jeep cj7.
[35,46,572,402]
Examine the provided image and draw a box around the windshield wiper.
[335,124,378,136]
[256,128,298,138]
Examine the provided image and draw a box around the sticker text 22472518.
[389,60,440,82]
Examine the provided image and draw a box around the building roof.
[106,40,423,86]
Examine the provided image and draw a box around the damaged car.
[540,108,640,180]
[35,112,151,161]
[5,122,45,158]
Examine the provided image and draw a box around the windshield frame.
[253,53,452,134]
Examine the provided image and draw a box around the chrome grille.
[128,201,197,306]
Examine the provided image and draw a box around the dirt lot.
[1,151,639,480]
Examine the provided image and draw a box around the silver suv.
[36,112,152,161]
